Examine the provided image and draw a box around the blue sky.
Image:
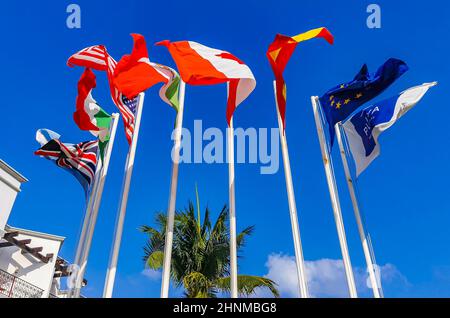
[2,0,450,297]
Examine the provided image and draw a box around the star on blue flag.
[319,58,409,147]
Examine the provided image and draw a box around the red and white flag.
[68,45,108,71]
[157,40,256,124]
[68,45,138,144]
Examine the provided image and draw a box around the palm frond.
[216,275,280,298]
[146,251,164,269]
[183,271,212,298]
[236,225,255,249]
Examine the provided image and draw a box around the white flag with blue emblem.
[342,82,437,177]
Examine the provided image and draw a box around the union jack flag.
[35,130,99,196]
[68,45,139,144]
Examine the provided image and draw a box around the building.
[0,160,27,235]
[0,159,85,298]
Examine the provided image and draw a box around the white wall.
[0,161,27,232]
[0,230,63,298]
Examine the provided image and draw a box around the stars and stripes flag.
[106,55,139,144]
[68,45,139,144]
[69,35,181,144]
[67,45,108,71]
[266,27,334,130]
[34,129,99,196]
[157,40,256,124]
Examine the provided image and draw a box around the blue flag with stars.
[319,58,409,147]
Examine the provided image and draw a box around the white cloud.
[141,269,162,281]
[255,253,408,298]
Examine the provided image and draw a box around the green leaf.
[146,251,164,270]
[216,275,280,298]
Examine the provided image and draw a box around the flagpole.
[103,93,145,298]
[272,81,309,298]
[69,151,102,298]
[310,96,358,298]
[335,122,382,298]
[73,180,96,273]
[227,117,238,298]
[72,113,120,298]
[160,81,186,298]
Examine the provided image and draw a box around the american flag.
[67,45,108,71]
[106,55,138,144]
[35,138,99,196]
[68,45,138,144]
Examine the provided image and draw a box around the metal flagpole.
[227,117,239,298]
[310,96,358,298]
[69,146,103,298]
[73,179,97,273]
[272,81,309,298]
[335,122,382,298]
[103,93,145,298]
[160,81,186,298]
[227,117,238,298]
[72,113,120,298]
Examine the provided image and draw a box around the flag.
[67,45,108,71]
[35,129,99,196]
[319,58,409,146]
[113,34,180,111]
[267,27,334,130]
[341,82,436,177]
[69,45,139,144]
[75,68,112,160]
[157,40,256,124]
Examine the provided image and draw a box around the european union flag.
[319,58,408,146]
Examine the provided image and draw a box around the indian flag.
[75,68,112,160]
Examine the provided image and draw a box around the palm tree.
[140,192,279,298]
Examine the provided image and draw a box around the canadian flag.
[157,40,256,124]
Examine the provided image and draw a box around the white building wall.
[0,160,27,233]
[0,228,64,298]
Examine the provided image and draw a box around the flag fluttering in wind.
[69,35,180,143]
[157,40,256,124]
[319,58,409,146]
[267,27,334,130]
[75,68,112,160]
[68,45,138,144]
[113,34,180,111]
[34,129,99,196]
[67,45,109,71]
[341,82,436,176]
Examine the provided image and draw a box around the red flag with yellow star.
[267,27,334,130]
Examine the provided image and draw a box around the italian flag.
[75,68,112,160]
[157,40,256,124]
